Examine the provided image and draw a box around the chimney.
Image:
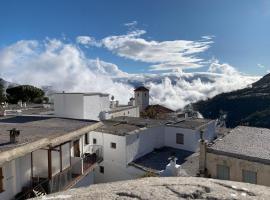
[199,130,207,176]
[9,128,20,143]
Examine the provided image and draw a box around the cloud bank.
[77,30,213,72]
[0,38,259,110]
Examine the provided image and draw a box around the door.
[73,140,80,157]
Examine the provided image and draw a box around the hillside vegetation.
[193,74,270,128]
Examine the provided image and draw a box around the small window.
[176,133,184,144]
[217,165,230,180]
[137,93,139,96]
[99,166,104,174]
[111,142,116,149]
[84,133,89,145]
[145,93,147,96]
[93,138,97,144]
[242,170,257,184]
[0,167,4,192]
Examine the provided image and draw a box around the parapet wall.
[34,177,270,199]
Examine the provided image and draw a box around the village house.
[0,86,217,199]
[92,116,216,183]
[199,126,270,186]
[0,116,103,200]
[53,91,141,121]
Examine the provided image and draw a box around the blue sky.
[0,0,270,75]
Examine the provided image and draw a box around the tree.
[0,82,6,103]
[6,85,45,104]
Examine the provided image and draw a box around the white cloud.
[124,21,138,27]
[101,30,213,71]
[116,60,259,109]
[0,39,133,103]
[76,36,101,47]
[257,63,265,68]
[0,39,259,110]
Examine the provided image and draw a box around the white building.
[90,116,217,183]
[0,116,103,200]
[0,115,216,199]
[54,92,139,121]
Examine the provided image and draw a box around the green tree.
[6,85,45,104]
[0,82,6,103]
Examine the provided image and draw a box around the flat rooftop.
[54,92,109,96]
[0,116,97,152]
[208,126,270,164]
[96,116,166,136]
[166,118,213,130]
[130,147,196,175]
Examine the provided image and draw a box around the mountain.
[0,78,19,91]
[193,73,270,128]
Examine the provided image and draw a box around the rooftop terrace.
[0,116,97,152]
[95,116,166,136]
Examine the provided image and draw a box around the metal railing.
[15,145,103,199]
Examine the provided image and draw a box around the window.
[176,133,184,144]
[217,165,230,180]
[84,133,89,145]
[93,138,97,144]
[242,170,257,184]
[145,93,147,96]
[99,166,104,174]
[137,93,139,96]
[0,167,3,192]
[73,140,80,157]
[111,142,116,149]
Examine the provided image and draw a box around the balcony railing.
[15,145,103,199]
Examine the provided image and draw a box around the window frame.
[84,133,89,145]
[99,166,104,174]
[111,142,117,149]
[242,169,257,184]
[93,138,97,144]
[176,133,184,144]
[217,164,230,180]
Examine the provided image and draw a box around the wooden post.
[30,152,33,186]
[59,145,63,172]
[48,149,52,179]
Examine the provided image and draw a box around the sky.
[0,0,268,109]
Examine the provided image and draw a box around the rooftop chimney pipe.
[9,128,20,143]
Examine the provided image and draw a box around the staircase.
[32,184,47,197]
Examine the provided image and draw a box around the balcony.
[15,145,103,200]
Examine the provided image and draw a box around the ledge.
[33,177,270,199]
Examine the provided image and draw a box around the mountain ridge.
[193,73,270,128]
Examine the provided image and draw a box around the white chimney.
[160,156,181,177]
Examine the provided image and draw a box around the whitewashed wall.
[126,126,165,163]
[54,94,84,119]
[0,154,31,200]
[94,161,144,183]
[110,107,140,118]
[83,95,110,121]
[164,127,199,152]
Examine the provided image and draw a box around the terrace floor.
[131,147,199,176]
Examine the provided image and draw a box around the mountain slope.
[193,73,270,128]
